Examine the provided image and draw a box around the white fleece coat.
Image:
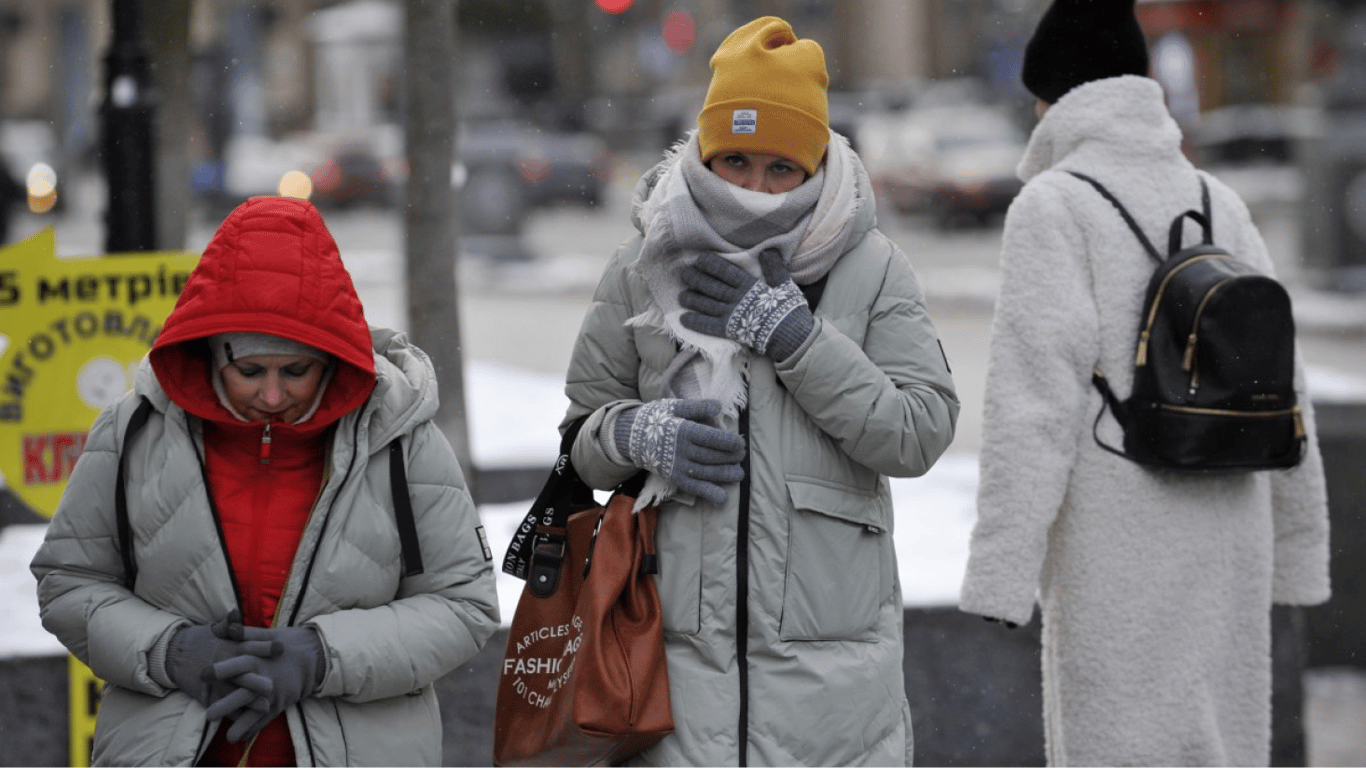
[958,76,1331,767]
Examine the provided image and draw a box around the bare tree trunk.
[144,0,190,250]
[403,0,475,493]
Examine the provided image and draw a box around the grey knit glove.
[679,249,815,362]
[203,624,326,743]
[613,398,745,505]
[162,610,277,708]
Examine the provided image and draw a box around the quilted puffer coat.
[959,76,1330,766]
[562,152,959,765]
[32,197,499,766]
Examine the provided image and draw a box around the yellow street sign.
[69,654,101,767]
[0,228,199,516]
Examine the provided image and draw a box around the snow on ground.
[1306,364,1366,403]
[0,524,59,656]
[5,361,1366,655]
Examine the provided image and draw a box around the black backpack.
[1069,171,1305,473]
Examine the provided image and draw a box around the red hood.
[150,197,376,426]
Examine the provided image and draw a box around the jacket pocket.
[655,496,702,636]
[780,477,891,642]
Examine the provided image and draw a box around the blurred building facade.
[0,0,1353,201]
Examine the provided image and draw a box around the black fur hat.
[1022,0,1150,104]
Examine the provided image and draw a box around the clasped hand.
[166,610,325,744]
[679,249,814,362]
[204,619,325,743]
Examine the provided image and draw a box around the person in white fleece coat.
[958,1,1331,765]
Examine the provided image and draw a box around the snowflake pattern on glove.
[726,279,806,357]
[628,399,681,477]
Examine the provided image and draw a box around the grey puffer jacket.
[31,329,499,766]
[562,153,959,766]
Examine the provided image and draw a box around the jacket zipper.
[286,415,363,767]
[259,421,273,464]
[1135,253,1224,366]
[187,413,248,766]
[227,416,347,767]
[190,413,245,611]
[241,475,329,768]
[735,406,751,767]
[237,420,284,765]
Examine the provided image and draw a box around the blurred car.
[829,89,909,155]
[309,143,395,209]
[459,119,613,211]
[858,104,1026,228]
[1188,104,1321,212]
[1192,104,1321,166]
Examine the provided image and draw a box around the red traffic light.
[663,9,696,54]
[594,0,633,14]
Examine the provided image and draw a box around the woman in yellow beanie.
[558,16,959,766]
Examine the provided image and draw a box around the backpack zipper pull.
[260,421,273,465]
[1135,330,1150,366]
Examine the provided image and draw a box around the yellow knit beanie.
[698,16,830,176]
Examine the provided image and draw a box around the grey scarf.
[626,130,861,504]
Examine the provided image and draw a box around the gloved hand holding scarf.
[679,249,815,362]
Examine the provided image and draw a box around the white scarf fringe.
[626,130,862,507]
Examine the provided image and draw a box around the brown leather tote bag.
[494,425,673,766]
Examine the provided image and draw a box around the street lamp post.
[101,0,157,253]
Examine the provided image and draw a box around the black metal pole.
[102,0,157,252]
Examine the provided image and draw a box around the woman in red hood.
[32,197,500,766]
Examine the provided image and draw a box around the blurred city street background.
[3,0,1366,765]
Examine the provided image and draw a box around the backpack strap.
[1167,177,1214,254]
[1200,173,1212,238]
[388,437,424,578]
[1067,171,1164,264]
[1068,171,1160,455]
[1089,369,1134,462]
[115,396,155,591]
[1167,209,1211,254]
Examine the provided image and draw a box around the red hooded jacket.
[149,197,377,766]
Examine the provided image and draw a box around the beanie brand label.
[731,109,757,134]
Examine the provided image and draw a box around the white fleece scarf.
[626,129,862,505]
